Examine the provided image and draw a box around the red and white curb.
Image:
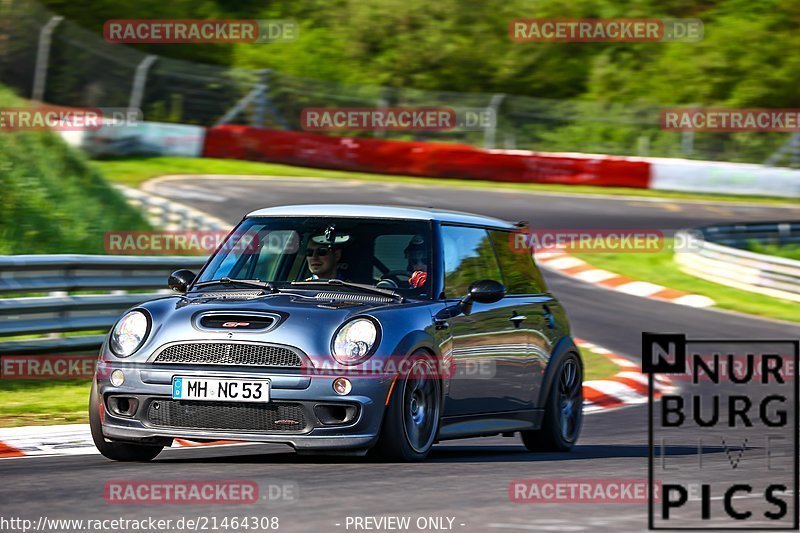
[536,250,715,308]
[0,340,671,459]
[0,424,248,459]
[576,338,675,414]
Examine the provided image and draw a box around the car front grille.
[153,342,302,368]
[146,400,308,433]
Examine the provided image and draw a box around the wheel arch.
[377,330,443,425]
[536,336,581,409]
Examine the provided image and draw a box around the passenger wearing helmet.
[405,235,428,289]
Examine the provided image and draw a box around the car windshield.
[194,217,434,299]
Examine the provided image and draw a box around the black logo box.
[643,333,799,531]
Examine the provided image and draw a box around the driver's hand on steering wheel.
[409,270,427,288]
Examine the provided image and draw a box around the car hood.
[144,291,406,325]
[120,291,433,367]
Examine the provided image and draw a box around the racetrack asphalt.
[1,176,798,532]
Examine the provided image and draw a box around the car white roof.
[245,204,516,229]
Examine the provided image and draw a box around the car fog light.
[333,377,352,396]
[110,370,125,387]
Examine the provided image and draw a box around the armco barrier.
[202,126,652,188]
[59,121,207,158]
[0,188,227,356]
[675,222,800,303]
[650,158,800,198]
[0,255,207,355]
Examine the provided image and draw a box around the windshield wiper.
[192,277,276,292]
[291,279,404,302]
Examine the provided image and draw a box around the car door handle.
[508,315,527,322]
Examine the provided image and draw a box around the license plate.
[172,377,270,402]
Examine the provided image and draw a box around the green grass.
[746,242,800,261]
[580,347,621,382]
[572,239,799,323]
[0,379,91,427]
[0,87,151,255]
[91,156,796,205]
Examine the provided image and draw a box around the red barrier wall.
[203,126,651,188]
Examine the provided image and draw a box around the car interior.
[208,219,432,296]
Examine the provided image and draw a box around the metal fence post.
[253,69,270,127]
[129,55,158,111]
[681,131,694,158]
[31,15,63,101]
[763,133,799,167]
[0,0,13,73]
[374,87,391,138]
[483,93,505,149]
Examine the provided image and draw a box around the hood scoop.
[315,291,395,304]
[195,290,265,300]
[316,300,364,309]
[196,312,281,332]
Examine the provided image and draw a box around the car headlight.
[332,318,379,365]
[110,310,150,357]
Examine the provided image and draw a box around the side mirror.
[434,279,507,321]
[168,269,196,293]
[463,279,506,305]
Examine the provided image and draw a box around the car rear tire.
[89,381,164,462]
[521,352,583,452]
[371,352,441,462]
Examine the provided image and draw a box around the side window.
[441,225,503,298]
[254,229,299,280]
[488,229,547,294]
[373,234,416,278]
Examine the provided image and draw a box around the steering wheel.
[378,269,411,288]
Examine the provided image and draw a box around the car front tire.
[521,352,583,452]
[371,351,442,462]
[89,381,164,462]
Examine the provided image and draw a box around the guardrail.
[675,222,800,303]
[0,181,229,356]
[0,255,206,355]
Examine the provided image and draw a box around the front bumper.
[96,361,394,451]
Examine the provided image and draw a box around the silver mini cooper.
[91,205,582,462]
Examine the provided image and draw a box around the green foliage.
[443,230,503,297]
[573,239,800,323]
[0,86,150,254]
[39,0,800,106]
[745,241,800,261]
[36,0,800,160]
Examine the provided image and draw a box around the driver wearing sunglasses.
[305,240,342,280]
